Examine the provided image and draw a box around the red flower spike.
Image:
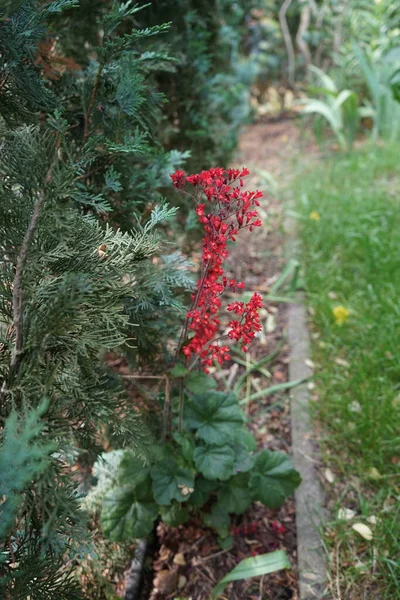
[171,167,263,370]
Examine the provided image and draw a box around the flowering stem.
[174,259,211,364]
[186,334,230,372]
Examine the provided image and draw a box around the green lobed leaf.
[118,451,151,488]
[160,502,189,527]
[189,476,219,508]
[203,503,231,538]
[218,534,234,550]
[151,459,195,505]
[101,486,158,541]
[217,473,252,514]
[169,363,189,378]
[185,371,217,394]
[193,444,235,481]
[184,391,244,445]
[232,443,256,474]
[249,450,301,509]
[173,431,195,463]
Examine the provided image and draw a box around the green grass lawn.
[294,143,400,598]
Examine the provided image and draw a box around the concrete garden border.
[286,217,331,600]
[125,538,148,600]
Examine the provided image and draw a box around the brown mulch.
[140,118,310,600]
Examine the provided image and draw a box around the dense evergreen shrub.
[0,2,190,597]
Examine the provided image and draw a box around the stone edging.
[286,218,331,599]
[125,538,148,600]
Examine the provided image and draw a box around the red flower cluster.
[233,521,258,536]
[227,293,263,352]
[171,167,263,370]
[271,521,286,535]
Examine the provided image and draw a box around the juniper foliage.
[0,2,191,597]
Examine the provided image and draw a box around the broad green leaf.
[203,503,230,538]
[169,363,188,378]
[101,486,158,541]
[232,443,256,474]
[151,459,195,505]
[238,428,258,451]
[185,371,217,394]
[118,451,150,487]
[193,444,235,480]
[335,89,358,110]
[211,550,291,598]
[160,502,189,527]
[217,473,252,514]
[189,476,218,507]
[173,431,195,463]
[249,450,301,508]
[184,391,244,445]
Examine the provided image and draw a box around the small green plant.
[301,65,363,150]
[352,42,400,142]
[100,379,300,545]
[96,167,301,546]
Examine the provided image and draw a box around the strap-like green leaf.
[211,550,291,598]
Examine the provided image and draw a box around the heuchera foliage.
[171,167,263,369]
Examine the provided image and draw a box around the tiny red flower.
[271,521,286,535]
[172,166,263,369]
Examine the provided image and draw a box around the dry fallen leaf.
[349,400,362,414]
[266,314,276,333]
[352,523,373,541]
[153,569,178,594]
[335,358,350,368]
[337,507,356,521]
[173,553,186,566]
[367,467,382,480]
[178,575,187,589]
[324,468,335,483]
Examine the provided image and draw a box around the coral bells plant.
[97,168,301,551]
[171,167,264,370]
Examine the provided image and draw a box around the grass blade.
[239,377,309,404]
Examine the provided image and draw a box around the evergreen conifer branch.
[11,143,59,370]
[0,134,61,401]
